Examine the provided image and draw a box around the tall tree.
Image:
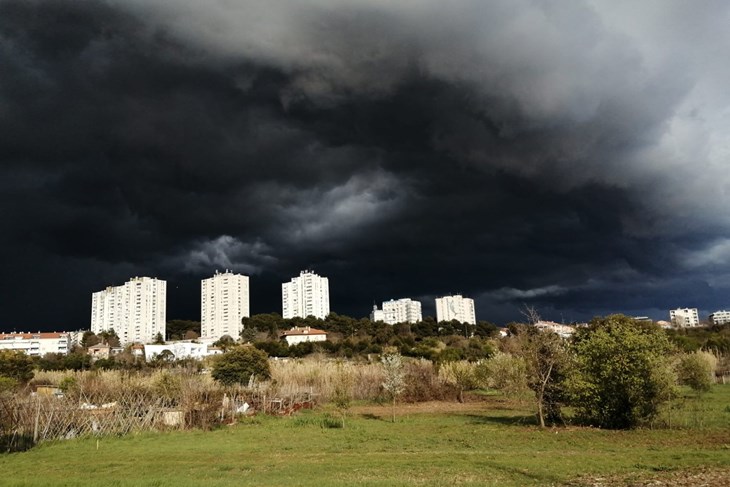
[516,328,570,427]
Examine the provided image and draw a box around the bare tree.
[520,304,541,325]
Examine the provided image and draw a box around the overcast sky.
[2,0,730,330]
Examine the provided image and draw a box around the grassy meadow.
[1,385,729,486]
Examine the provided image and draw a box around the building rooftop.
[280,326,327,336]
[0,332,69,339]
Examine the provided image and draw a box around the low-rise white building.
[371,299,422,324]
[382,298,422,324]
[709,310,730,325]
[370,305,385,322]
[0,332,71,356]
[281,326,327,346]
[143,342,223,361]
[669,308,700,328]
[534,321,575,338]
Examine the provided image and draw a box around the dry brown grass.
[32,356,453,405]
[270,356,384,401]
[1,356,460,450]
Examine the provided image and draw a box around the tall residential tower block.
[201,270,250,340]
[282,270,330,319]
[91,276,166,344]
[435,294,476,324]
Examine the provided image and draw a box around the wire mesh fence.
[0,381,318,452]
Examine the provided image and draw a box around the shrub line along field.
[1,386,729,487]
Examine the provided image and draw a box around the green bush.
[475,352,528,396]
[58,376,77,394]
[570,315,676,429]
[0,376,18,393]
[677,351,716,393]
[212,346,271,386]
[0,350,34,383]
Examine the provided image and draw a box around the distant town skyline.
[3,2,730,330]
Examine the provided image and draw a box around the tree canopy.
[0,350,34,384]
[569,315,676,429]
[211,346,271,386]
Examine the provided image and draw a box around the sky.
[2,0,730,330]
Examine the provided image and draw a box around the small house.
[280,326,327,346]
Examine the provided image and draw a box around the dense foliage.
[166,320,202,341]
[211,346,271,386]
[666,323,730,354]
[37,352,92,371]
[0,350,35,384]
[569,315,676,429]
[512,327,571,427]
[677,351,716,393]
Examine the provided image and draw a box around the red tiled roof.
[0,332,69,340]
[280,327,327,336]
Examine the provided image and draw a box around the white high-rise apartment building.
[91,276,166,344]
[709,310,730,325]
[435,294,476,324]
[282,270,330,319]
[381,298,422,324]
[669,307,700,328]
[201,270,250,340]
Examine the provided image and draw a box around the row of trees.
[240,312,498,340]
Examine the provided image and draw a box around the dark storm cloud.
[2,0,730,328]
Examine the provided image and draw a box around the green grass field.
[2,386,729,486]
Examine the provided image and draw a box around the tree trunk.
[392,397,396,423]
[537,391,545,428]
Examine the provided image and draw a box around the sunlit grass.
[1,385,728,486]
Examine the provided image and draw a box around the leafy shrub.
[439,360,478,402]
[0,376,18,394]
[212,346,271,386]
[58,376,77,394]
[474,352,528,396]
[0,350,34,383]
[677,351,716,393]
[402,360,450,401]
[570,315,676,429]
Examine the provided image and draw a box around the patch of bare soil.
[571,467,730,487]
